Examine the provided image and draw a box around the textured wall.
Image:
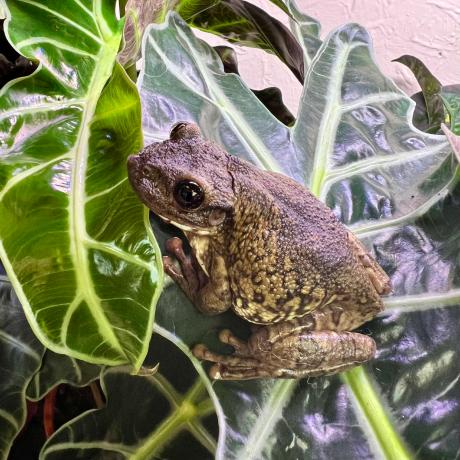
[198,0,460,113]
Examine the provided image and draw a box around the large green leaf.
[139,13,459,459]
[0,276,44,460]
[0,1,162,367]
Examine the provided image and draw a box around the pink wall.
[200,0,460,113]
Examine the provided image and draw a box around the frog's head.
[127,122,235,235]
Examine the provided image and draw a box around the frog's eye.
[142,165,153,176]
[174,180,204,210]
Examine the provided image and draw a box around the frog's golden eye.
[174,180,204,210]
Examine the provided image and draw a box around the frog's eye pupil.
[174,181,204,209]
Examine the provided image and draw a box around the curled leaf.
[394,54,445,133]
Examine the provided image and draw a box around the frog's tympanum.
[127,122,391,380]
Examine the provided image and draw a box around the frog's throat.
[156,212,216,236]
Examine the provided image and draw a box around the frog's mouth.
[155,212,216,236]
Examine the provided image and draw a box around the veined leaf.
[177,0,306,82]
[118,0,162,76]
[442,85,460,135]
[26,351,101,401]
[0,1,162,367]
[213,45,295,126]
[394,55,445,134]
[0,276,44,460]
[40,333,217,460]
[285,0,321,68]
[139,13,459,459]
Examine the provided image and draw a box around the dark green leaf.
[0,276,44,460]
[0,19,37,88]
[0,1,162,367]
[394,55,445,133]
[26,351,101,401]
[139,13,459,459]
[177,0,305,82]
[41,334,217,459]
[252,87,295,126]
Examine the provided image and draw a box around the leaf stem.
[342,367,412,460]
[131,401,195,460]
[131,379,213,460]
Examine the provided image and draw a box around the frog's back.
[226,159,387,324]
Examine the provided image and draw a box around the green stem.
[131,379,214,460]
[342,367,412,460]
[195,398,215,417]
[131,401,196,460]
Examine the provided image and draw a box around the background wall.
[198,0,460,113]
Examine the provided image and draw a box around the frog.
[127,122,391,380]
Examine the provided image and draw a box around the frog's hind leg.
[193,317,376,380]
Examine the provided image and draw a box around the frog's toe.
[218,329,250,356]
[192,343,209,360]
[163,255,183,279]
[193,343,260,367]
[209,364,275,380]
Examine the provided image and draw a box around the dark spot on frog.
[253,293,265,303]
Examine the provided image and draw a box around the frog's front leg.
[193,320,376,380]
[163,237,231,315]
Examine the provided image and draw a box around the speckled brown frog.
[127,122,391,380]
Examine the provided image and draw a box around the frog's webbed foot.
[163,237,206,300]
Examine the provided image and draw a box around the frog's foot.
[192,344,284,379]
[163,237,206,297]
[193,330,277,379]
[218,329,250,356]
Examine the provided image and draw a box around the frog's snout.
[127,154,139,170]
[127,154,142,188]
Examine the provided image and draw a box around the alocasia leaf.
[284,0,321,68]
[213,45,295,126]
[118,0,162,79]
[26,351,101,401]
[0,1,162,367]
[40,333,217,459]
[394,55,445,134]
[138,13,459,459]
[0,276,44,460]
[442,85,460,135]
